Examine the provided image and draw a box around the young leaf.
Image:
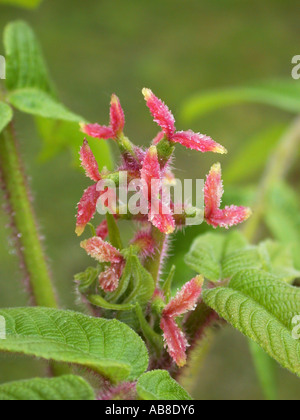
[137,370,192,401]
[8,88,84,122]
[0,0,42,9]
[0,102,13,133]
[203,281,300,377]
[182,80,300,122]
[4,20,54,93]
[185,231,249,281]
[258,241,300,283]
[0,375,95,401]
[0,307,149,383]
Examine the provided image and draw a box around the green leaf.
[0,102,13,133]
[223,125,287,184]
[4,21,53,93]
[36,117,113,170]
[137,371,192,401]
[258,241,300,283]
[182,80,300,121]
[75,267,99,294]
[0,0,42,9]
[185,231,249,281]
[0,375,94,401]
[8,88,84,122]
[203,277,300,376]
[229,270,300,330]
[0,307,149,383]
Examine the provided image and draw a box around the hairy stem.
[145,227,167,285]
[0,123,57,308]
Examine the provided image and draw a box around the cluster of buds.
[76,89,251,367]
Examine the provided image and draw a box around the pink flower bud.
[110,94,125,136]
[160,316,188,368]
[76,184,101,236]
[143,88,176,139]
[171,130,227,154]
[163,276,204,318]
[204,163,252,229]
[80,237,123,264]
[80,140,102,182]
[80,123,115,140]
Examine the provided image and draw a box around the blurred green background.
[0,0,299,400]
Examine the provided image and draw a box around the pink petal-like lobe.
[206,206,252,229]
[80,123,115,140]
[163,276,204,318]
[171,130,227,154]
[142,88,176,139]
[80,236,123,263]
[160,316,188,368]
[110,94,125,136]
[204,163,224,218]
[76,184,101,236]
[80,140,101,182]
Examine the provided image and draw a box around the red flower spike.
[80,237,123,264]
[205,163,252,229]
[76,184,101,236]
[143,88,226,155]
[110,94,125,136]
[163,276,204,318]
[160,316,188,368]
[80,123,115,140]
[171,131,227,154]
[96,220,109,240]
[143,88,176,139]
[80,140,102,182]
[141,146,175,235]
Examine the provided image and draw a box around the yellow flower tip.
[216,145,228,155]
[194,275,204,289]
[142,88,152,101]
[245,208,253,220]
[176,357,187,369]
[79,122,87,133]
[165,225,175,235]
[110,93,118,104]
[210,162,222,174]
[76,224,85,237]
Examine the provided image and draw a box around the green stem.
[244,117,300,242]
[0,123,57,308]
